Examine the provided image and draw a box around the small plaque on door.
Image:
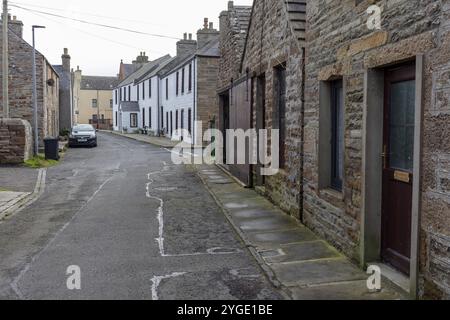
[394,171,410,183]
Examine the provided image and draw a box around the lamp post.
[32,25,45,156]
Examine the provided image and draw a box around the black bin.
[44,137,60,160]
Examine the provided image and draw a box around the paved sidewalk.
[0,167,46,221]
[104,131,179,148]
[195,164,407,300]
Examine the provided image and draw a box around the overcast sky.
[9,0,253,76]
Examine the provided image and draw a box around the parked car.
[68,124,98,148]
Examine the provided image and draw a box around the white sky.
[9,0,254,76]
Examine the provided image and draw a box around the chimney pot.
[183,33,187,40]
[209,22,213,29]
[64,48,68,55]
[13,16,16,21]
[228,1,234,10]
[189,33,192,40]
[204,18,208,29]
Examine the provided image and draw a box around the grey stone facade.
[0,16,60,149]
[218,0,449,299]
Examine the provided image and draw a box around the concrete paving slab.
[238,216,299,232]
[230,209,280,219]
[263,241,340,264]
[290,280,406,300]
[247,228,318,248]
[271,258,367,287]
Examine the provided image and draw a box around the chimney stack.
[132,52,149,70]
[62,48,71,73]
[8,15,24,38]
[197,17,219,49]
[176,33,197,57]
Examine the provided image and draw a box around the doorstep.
[195,164,408,300]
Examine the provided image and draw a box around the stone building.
[0,15,60,149]
[113,19,220,144]
[217,0,449,299]
[218,0,306,209]
[53,48,73,132]
[72,67,119,130]
[305,0,449,299]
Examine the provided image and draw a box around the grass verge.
[24,154,61,169]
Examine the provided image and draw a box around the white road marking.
[150,272,186,300]
[146,162,242,258]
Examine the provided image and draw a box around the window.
[181,109,184,129]
[176,110,179,131]
[115,90,118,104]
[181,68,185,94]
[176,72,179,95]
[128,86,131,101]
[120,88,122,101]
[115,111,118,126]
[188,64,192,92]
[274,64,286,168]
[166,78,169,100]
[149,79,152,98]
[166,112,169,133]
[319,78,344,192]
[142,82,145,100]
[170,111,173,136]
[93,114,98,122]
[92,99,98,108]
[188,108,192,134]
[330,80,344,190]
[142,108,146,128]
[110,99,113,108]
[161,107,164,129]
[149,107,152,128]
[130,113,138,128]
[137,85,140,101]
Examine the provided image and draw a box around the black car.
[69,124,98,148]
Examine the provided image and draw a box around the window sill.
[319,188,344,201]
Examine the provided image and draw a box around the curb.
[0,168,46,222]
[104,131,177,149]
[193,165,293,300]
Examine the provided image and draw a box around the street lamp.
[32,25,45,156]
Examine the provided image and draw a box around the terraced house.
[218,0,449,299]
[113,19,220,144]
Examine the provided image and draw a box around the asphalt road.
[0,132,283,300]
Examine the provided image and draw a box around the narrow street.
[0,132,283,300]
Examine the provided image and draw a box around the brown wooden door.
[381,63,416,275]
[229,77,252,186]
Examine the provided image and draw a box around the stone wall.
[240,0,305,218]
[0,25,59,149]
[305,0,449,298]
[0,119,32,164]
[197,56,220,135]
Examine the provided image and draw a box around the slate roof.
[158,40,220,78]
[285,0,307,45]
[229,5,252,36]
[81,76,119,90]
[122,63,137,79]
[119,101,140,112]
[118,54,172,87]
[53,65,71,91]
